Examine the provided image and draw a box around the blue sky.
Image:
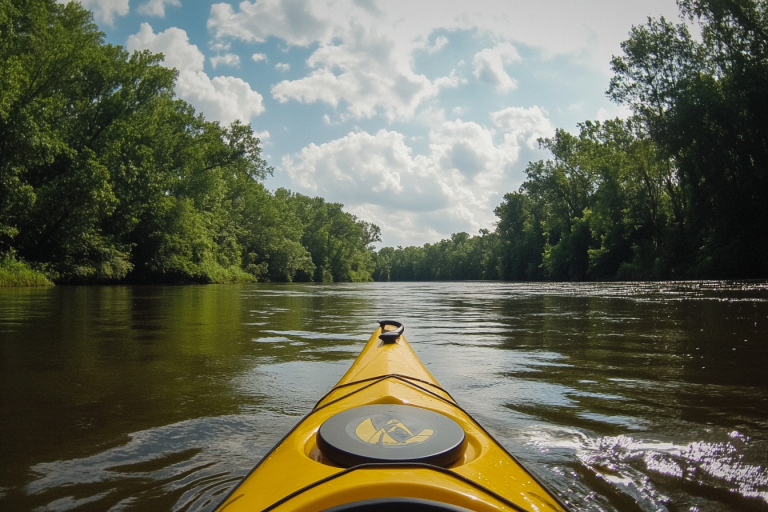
[72,0,682,247]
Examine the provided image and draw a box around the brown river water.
[0,281,767,511]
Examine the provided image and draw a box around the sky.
[70,0,683,247]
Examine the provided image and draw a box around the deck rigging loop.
[378,320,404,343]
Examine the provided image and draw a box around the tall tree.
[609,1,768,277]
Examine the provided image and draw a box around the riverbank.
[0,256,53,287]
[0,260,258,287]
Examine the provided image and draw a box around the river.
[1,281,766,511]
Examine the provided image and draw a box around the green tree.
[374,229,500,281]
[494,119,677,281]
[286,192,380,282]
[608,1,768,277]
[494,192,545,280]
[0,0,274,283]
[0,1,173,280]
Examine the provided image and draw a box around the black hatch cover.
[316,404,466,467]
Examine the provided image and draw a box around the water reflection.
[1,282,767,511]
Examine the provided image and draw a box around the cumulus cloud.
[70,0,129,25]
[137,0,180,17]
[352,0,383,17]
[491,105,554,151]
[275,63,291,72]
[210,41,231,52]
[282,106,553,245]
[211,53,241,68]
[596,104,632,122]
[473,43,521,92]
[426,35,448,53]
[206,0,683,122]
[252,53,268,62]
[126,23,264,125]
[271,24,456,120]
[127,24,204,72]
[208,0,330,45]
[209,0,459,120]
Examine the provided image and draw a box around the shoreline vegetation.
[0,255,53,287]
[2,0,766,287]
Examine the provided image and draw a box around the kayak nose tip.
[378,320,404,343]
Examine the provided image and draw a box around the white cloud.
[252,53,268,62]
[491,105,554,151]
[426,35,448,53]
[128,24,204,72]
[210,41,231,52]
[211,53,241,69]
[208,0,330,46]
[596,104,632,122]
[126,24,264,125]
[352,0,383,17]
[137,0,180,17]
[210,1,462,121]
[207,0,683,120]
[270,24,456,120]
[275,63,291,72]
[67,0,129,25]
[282,106,553,245]
[346,204,452,248]
[473,43,521,92]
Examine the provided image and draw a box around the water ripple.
[25,414,296,512]
[527,427,768,511]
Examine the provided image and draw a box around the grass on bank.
[0,253,258,286]
[0,255,54,287]
[198,262,256,284]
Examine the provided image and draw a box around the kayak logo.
[355,417,434,446]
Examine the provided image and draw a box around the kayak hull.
[215,323,568,512]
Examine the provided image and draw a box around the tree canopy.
[0,0,379,284]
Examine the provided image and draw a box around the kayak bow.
[215,321,569,512]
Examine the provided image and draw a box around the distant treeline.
[0,0,379,284]
[374,0,768,281]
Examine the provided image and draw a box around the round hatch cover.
[317,404,466,467]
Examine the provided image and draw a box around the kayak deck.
[215,322,568,512]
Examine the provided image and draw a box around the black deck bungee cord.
[314,373,457,408]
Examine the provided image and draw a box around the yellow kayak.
[215,321,570,512]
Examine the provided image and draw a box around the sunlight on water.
[525,427,768,511]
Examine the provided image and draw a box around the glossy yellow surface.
[215,326,568,512]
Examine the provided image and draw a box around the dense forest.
[0,0,380,284]
[2,0,766,286]
[375,0,768,281]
